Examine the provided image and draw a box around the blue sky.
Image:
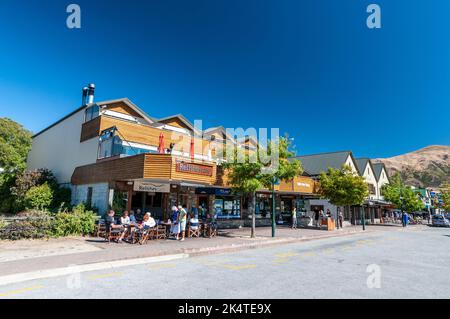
[0,0,449,158]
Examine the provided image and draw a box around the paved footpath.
[1,225,449,298]
[0,226,371,280]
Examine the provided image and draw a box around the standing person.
[326,209,331,218]
[178,205,188,241]
[338,210,344,229]
[402,211,409,227]
[291,207,297,229]
[170,206,180,240]
[314,209,320,228]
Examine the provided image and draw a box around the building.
[27,84,318,228]
[292,151,391,226]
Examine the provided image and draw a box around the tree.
[440,184,450,212]
[223,136,302,238]
[24,183,53,210]
[0,118,32,173]
[381,173,423,213]
[0,118,32,213]
[319,165,369,224]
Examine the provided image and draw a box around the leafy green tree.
[440,184,450,212]
[0,118,32,213]
[382,173,423,213]
[223,136,302,238]
[319,165,369,222]
[24,183,53,210]
[0,118,32,173]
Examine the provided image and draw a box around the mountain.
[373,145,450,188]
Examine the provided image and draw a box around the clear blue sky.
[0,0,449,158]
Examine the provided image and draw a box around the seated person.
[129,210,137,224]
[139,212,156,230]
[120,211,131,226]
[105,210,126,243]
[189,214,199,230]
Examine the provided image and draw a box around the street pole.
[361,205,366,231]
[272,180,276,238]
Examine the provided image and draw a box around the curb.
[0,229,368,287]
[0,254,188,287]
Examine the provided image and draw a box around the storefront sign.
[133,181,171,193]
[195,187,232,196]
[176,161,213,176]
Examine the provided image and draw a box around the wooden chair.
[138,226,157,245]
[106,226,124,243]
[155,225,167,240]
[188,225,200,238]
[203,223,217,238]
[95,219,107,238]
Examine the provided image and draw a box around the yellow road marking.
[88,272,123,280]
[274,258,289,264]
[275,252,299,258]
[300,252,316,259]
[321,248,333,255]
[0,285,44,297]
[221,264,257,270]
[342,245,353,251]
[148,263,177,270]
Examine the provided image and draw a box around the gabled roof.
[372,162,387,181]
[98,98,157,124]
[155,114,195,131]
[32,97,156,138]
[355,158,370,176]
[203,126,236,143]
[293,151,354,176]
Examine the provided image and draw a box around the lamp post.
[361,204,366,231]
[271,177,278,238]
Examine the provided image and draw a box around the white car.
[431,214,450,227]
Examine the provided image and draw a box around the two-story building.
[27,84,318,228]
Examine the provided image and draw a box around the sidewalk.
[0,226,371,280]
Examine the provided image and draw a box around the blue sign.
[195,187,233,196]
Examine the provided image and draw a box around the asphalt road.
[1,225,449,299]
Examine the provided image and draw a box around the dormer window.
[84,104,99,122]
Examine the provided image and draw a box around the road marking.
[274,258,289,264]
[300,252,316,259]
[0,285,43,297]
[148,263,177,270]
[87,272,123,281]
[220,264,257,271]
[321,248,333,255]
[275,252,299,258]
[341,245,353,251]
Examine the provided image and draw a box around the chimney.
[87,83,96,104]
[81,86,88,105]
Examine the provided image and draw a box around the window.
[214,196,241,219]
[84,104,99,122]
[86,187,93,207]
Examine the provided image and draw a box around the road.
[1,225,449,299]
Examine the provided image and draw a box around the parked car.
[431,214,450,227]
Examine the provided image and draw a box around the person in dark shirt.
[105,210,126,242]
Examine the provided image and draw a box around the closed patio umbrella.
[190,137,195,160]
[158,133,165,154]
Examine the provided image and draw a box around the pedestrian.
[338,210,343,228]
[326,209,331,218]
[170,206,180,240]
[314,209,320,228]
[402,211,409,227]
[291,207,297,229]
[178,205,188,241]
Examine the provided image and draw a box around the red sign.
[176,161,213,176]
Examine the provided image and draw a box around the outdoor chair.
[137,226,157,245]
[155,225,167,240]
[95,219,107,238]
[203,223,217,238]
[106,226,124,243]
[187,225,200,238]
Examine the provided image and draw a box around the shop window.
[214,196,241,219]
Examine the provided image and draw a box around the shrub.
[0,218,6,229]
[0,210,54,240]
[52,204,97,237]
[24,183,53,210]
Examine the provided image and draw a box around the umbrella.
[158,133,165,154]
[190,137,195,160]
